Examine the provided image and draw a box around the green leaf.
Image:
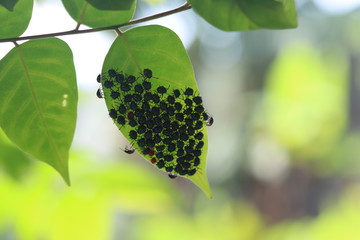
[0,38,78,185]
[101,25,212,198]
[86,0,133,11]
[188,0,298,31]
[0,0,33,38]
[0,129,33,180]
[61,0,136,28]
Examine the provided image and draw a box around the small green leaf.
[61,0,136,28]
[188,0,297,31]
[0,38,78,185]
[86,0,133,11]
[0,0,33,38]
[101,25,212,198]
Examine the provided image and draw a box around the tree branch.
[0,2,192,43]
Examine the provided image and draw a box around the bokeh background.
[1,0,360,239]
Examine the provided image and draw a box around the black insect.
[120,83,131,92]
[116,73,125,83]
[157,86,167,94]
[171,122,180,131]
[173,89,181,98]
[134,84,144,94]
[179,133,189,141]
[130,101,138,111]
[143,69,153,79]
[184,153,194,161]
[153,125,162,134]
[142,81,152,90]
[194,121,203,130]
[117,116,126,125]
[108,69,117,77]
[194,105,205,113]
[142,102,151,111]
[129,130,138,140]
[193,96,202,105]
[118,104,126,114]
[164,155,174,162]
[138,116,146,125]
[146,119,155,129]
[184,98,193,107]
[103,80,113,88]
[184,88,194,96]
[165,166,174,173]
[142,148,151,155]
[124,94,133,102]
[184,108,192,115]
[152,94,160,103]
[185,118,193,127]
[184,146,193,153]
[134,109,144,118]
[156,145,166,151]
[110,91,120,99]
[152,107,161,116]
[156,152,164,159]
[154,134,162,143]
[167,143,176,152]
[171,132,179,141]
[123,146,135,154]
[96,74,101,83]
[96,88,103,98]
[133,94,142,102]
[127,75,136,84]
[129,119,137,127]
[175,113,184,122]
[157,160,165,169]
[144,92,152,102]
[203,112,209,121]
[194,132,204,140]
[144,130,152,140]
[174,102,182,112]
[109,109,117,119]
[193,150,201,157]
[176,149,185,157]
[163,138,172,145]
[160,101,167,111]
[194,157,200,166]
[178,125,187,134]
[166,106,175,116]
[191,113,201,121]
[168,173,177,179]
[147,140,156,150]
[182,162,191,169]
[196,141,204,149]
[137,125,146,134]
[206,116,214,126]
[138,138,146,147]
[188,169,196,176]
[167,95,175,104]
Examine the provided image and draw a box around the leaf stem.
[0,2,192,43]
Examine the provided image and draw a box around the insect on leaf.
[101,25,212,198]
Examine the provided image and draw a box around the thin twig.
[0,2,192,43]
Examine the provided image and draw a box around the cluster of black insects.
[97,68,213,178]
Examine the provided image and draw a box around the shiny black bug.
[143,69,153,79]
[96,74,101,83]
[124,146,135,154]
[96,88,103,98]
[109,109,117,119]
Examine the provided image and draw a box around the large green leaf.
[61,0,136,28]
[188,0,297,31]
[86,0,133,11]
[0,38,78,185]
[0,0,33,38]
[101,25,212,198]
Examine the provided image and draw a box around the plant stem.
[0,2,192,43]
